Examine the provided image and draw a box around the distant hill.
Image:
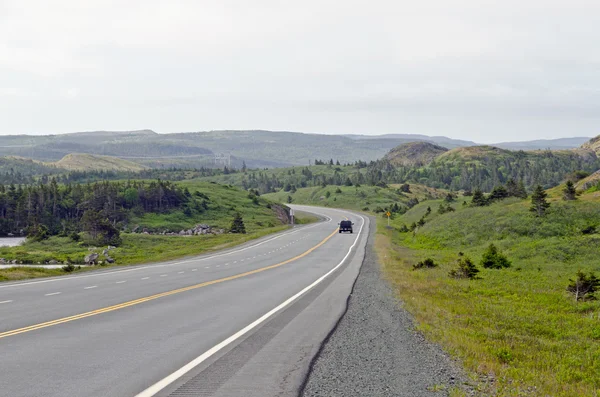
[384,142,448,167]
[493,137,592,150]
[0,129,595,169]
[53,154,147,172]
[380,140,600,191]
[581,135,600,155]
[343,133,476,148]
[436,145,513,162]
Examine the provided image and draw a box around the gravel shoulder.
[301,218,470,397]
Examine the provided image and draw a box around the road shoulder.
[301,216,471,397]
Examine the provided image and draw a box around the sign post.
[386,211,391,227]
[290,209,295,226]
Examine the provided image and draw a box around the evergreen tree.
[489,185,509,201]
[563,180,577,201]
[449,254,479,279]
[480,243,511,269]
[530,185,550,217]
[515,180,528,198]
[229,213,246,234]
[505,178,518,197]
[471,189,488,207]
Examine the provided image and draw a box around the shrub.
[62,263,76,273]
[28,224,50,242]
[413,258,438,270]
[335,187,342,194]
[449,255,480,279]
[397,224,409,233]
[582,225,597,235]
[480,243,511,269]
[69,232,81,242]
[438,203,455,214]
[567,270,600,301]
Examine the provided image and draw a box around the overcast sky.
[1,0,599,142]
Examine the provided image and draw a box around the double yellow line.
[0,228,339,340]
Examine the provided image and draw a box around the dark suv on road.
[338,220,353,233]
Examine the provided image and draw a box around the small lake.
[0,237,26,247]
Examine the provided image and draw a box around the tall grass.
[380,193,600,396]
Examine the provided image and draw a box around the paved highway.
[0,205,369,397]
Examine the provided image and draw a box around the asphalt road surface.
[0,205,369,397]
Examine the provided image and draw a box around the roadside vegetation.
[377,183,600,396]
[0,180,305,282]
[264,183,444,213]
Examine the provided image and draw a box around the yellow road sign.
[386,211,391,217]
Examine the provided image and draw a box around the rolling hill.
[53,154,147,172]
[0,129,593,169]
[383,142,448,167]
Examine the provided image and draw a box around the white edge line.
[135,212,366,397]
[0,217,330,290]
[0,300,13,304]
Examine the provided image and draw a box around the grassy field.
[0,225,289,282]
[264,183,445,212]
[378,187,600,396]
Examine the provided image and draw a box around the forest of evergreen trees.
[0,179,190,238]
[238,151,599,194]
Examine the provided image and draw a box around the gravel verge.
[301,218,471,397]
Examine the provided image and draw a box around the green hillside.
[380,186,600,396]
[0,181,292,281]
[264,183,445,213]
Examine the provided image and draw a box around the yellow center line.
[0,228,339,340]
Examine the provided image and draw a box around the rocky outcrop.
[271,204,291,224]
[384,142,448,167]
[84,253,99,264]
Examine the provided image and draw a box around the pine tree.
[471,189,488,207]
[480,243,511,269]
[449,255,479,279]
[530,185,550,217]
[516,180,528,199]
[229,213,246,234]
[563,180,577,201]
[489,185,509,201]
[506,178,518,197]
